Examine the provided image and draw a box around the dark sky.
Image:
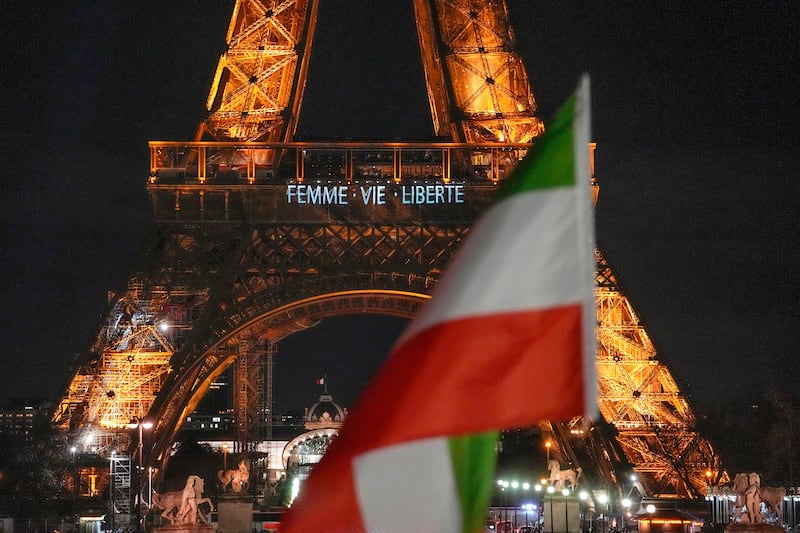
[0,2,797,415]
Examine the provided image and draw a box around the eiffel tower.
[53,0,721,500]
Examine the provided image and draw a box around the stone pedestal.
[725,524,785,533]
[217,495,253,533]
[153,524,214,533]
[543,496,580,533]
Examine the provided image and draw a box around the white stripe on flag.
[354,437,462,533]
[405,186,583,341]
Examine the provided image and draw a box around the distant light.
[646,504,656,514]
[547,486,555,494]
[598,493,608,504]
[159,322,169,332]
[579,491,589,500]
[622,498,632,509]
[562,489,571,496]
[535,484,543,491]
[290,477,300,505]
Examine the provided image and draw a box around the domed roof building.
[281,391,348,487]
[304,393,347,430]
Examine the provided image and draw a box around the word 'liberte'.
[286,184,465,205]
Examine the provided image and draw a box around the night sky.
[1,2,797,415]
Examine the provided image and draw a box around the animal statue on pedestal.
[731,472,762,524]
[759,485,786,522]
[547,459,582,490]
[179,475,214,524]
[218,459,250,493]
[152,475,214,525]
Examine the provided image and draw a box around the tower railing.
[148,141,530,186]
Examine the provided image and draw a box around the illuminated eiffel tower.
[53,0,721,500]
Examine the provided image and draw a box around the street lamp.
[545,440,552,463]
[598,493,609,533]
[621,498,632,532]
[523,503,535,526]
[129,417,153,533]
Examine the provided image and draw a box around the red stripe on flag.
[281,303,586,532]
[348,303,586,451]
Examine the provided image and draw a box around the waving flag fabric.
[280,75,597,533]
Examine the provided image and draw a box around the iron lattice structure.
[53,0,720,499]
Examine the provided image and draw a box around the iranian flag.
[280,76,597,533]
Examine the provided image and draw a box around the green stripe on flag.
[449,431,499,533]
[496,94,577,201]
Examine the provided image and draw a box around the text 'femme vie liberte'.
[286,184,466,205]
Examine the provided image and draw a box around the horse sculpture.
[759,486,786,519]
[179,475,214,524]
[731,472,762,524]
[547,459,582,490]
[152,489,185,524]
[729,472,786,525]
[218,459,250,493]
[152,475,214,525]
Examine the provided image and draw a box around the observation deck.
[147,141,529,223]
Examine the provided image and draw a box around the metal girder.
[413,0,544,143]
[201,0,319,142]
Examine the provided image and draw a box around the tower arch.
[147,285,427,470]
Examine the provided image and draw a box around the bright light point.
[535,484,542,491]
[547,486,555,494]
[84,433,93,444]
[159,322,169,332]
[579,491,588,500]
[598,494,608,504]
[497,479,504,486]
[523,503,534,512]
[646,504,656,514]
[70,446,77,453]
[562,489,570,496]
[142,420,154,429]
[511,481,519,489]
[622,498,631,508]
[630,474,637,481]
[522,482,530,490]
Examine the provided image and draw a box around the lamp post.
[545,440,552,463]
[598,493,609,533]
[498,480,509,530]
[497,479,532,530]
[129,417,153,533]
[621,498,631,532]
[110,451,116,533]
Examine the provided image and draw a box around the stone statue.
[547,459,582,490]
[731,472,762,524]
[729,472,786,525]
[152,475,214,525]
[217,459,250,493]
